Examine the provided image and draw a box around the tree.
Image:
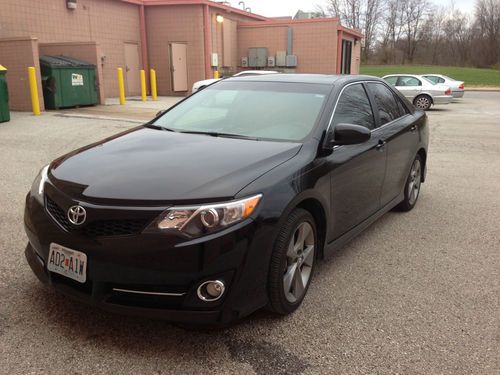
[474,0,500,66]
[321,0,383,61]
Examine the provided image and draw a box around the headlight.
[147,194,262,237]
[30,165,49,204]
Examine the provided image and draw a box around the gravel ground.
[0,93,498,374]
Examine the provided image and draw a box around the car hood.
[49,127,301,204]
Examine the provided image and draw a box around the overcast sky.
[232,0,475,18]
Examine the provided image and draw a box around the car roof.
[382,74,422,78]
[229,73,384,86]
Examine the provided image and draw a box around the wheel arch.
[295,197,328,260]
[417,148,427,182]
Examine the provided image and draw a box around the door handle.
[376,139,386,151]
[410,125,417,132]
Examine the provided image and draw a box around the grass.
[360,64,500,87]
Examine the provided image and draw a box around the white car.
[420,74,465,98]
[192,70,278,93]
[383,74,453,110]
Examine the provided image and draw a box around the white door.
[170,43,188,92]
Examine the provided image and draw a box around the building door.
[341,40,352,74]
[170,43,188,92]
[124,42,141,95]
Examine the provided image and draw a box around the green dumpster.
[0,65,10,123]
[40,55,98,109]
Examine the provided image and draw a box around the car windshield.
[152,81,330,142]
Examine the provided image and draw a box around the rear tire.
[267,208,317,315]
[396,154,423,211]
[413,95,432,110]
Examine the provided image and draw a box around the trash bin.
[0,65,10,123]
[40,55,98,109]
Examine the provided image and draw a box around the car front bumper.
[24,190,274,325]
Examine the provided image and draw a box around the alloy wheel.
[415,96,431,110]
[408,158,422,205]
[283,222,315,303]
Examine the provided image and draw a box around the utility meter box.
[241,56,248,67]
[267,56,276,67]
[40,55,97,110]
[248,48,268,68]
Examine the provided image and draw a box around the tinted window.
[367,83,402,125]
[384,76,398,86]
[332,84,375,130]
[398,76,421,87]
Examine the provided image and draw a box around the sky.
[230,0,476,18]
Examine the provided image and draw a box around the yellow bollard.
[214,70,219,79]
[140,69,147,102]
[150,69,157,101]
[28,67,41,116]
[117,68,126,105]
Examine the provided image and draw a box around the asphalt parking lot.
[0,92,498,374]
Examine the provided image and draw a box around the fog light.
[197,280,225,302]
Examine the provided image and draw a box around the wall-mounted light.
[67,0,77,10]
[216,14,224,23]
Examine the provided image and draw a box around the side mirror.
[324,123,371,149]
[156,110,166,118]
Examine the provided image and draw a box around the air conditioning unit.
[67,0,77,10]
[286,55,297,67]
[267,56,276,67]
[241,56,248,67]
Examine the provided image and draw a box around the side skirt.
[323,192,404,258]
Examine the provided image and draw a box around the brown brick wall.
[146,5,205,96]
[238,20,340,74]
[0,0,141,103]
[0,37,44,111]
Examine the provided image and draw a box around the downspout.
[336,29,343,74]
[203,4,212,79]
[139,4,149,90]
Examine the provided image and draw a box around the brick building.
[0,0,362,111]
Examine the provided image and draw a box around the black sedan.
[24,74,428,324]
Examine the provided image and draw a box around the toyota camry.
[24,74,429,325]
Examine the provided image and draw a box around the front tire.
[267,208,317,315]
[413,95,432,110]
[396,154,423,211]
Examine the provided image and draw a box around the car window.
[423,75,439,84]
[153,81,330,142]
[384,76,398,86]
[332,84,375,130]
[367,83,404,125]
[398,76,421,87]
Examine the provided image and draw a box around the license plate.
[47,243,87,283]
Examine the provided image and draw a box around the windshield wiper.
[145,123,176,132]
[179,130,260,141]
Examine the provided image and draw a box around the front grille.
[46,196,151,238]
[46,195,73,231]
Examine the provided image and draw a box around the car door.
[327,83,387,238]
[365,82,419,206]
[395,76,422,101]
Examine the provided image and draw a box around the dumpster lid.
[39,55,95,68]
[0,65,6,71]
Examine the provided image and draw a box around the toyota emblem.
[67,205,87,225]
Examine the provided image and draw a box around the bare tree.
[474,0,500,65]
[401,0,430,63]
[322,0,383,60]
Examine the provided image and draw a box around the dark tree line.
[315,0,500,67]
